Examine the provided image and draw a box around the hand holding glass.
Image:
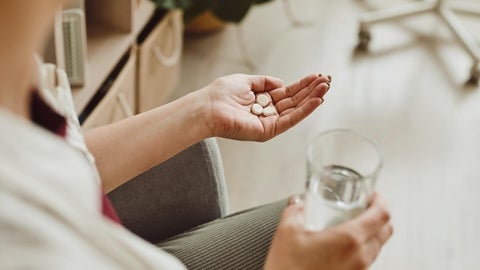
[305,129,383,231]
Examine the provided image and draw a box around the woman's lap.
[157,199,287,270]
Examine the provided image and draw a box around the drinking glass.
[304,129,383,231]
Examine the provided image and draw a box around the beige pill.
[256,94,270,107]
[263,105,277,116]
[251,103,264,115]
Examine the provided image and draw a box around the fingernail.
[318,73,323,77]
[327,75,332,82]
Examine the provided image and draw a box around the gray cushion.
[108,138,229,243]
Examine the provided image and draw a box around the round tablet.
[251,103,264,115]
[256,94,270,107]
[263,106,277,116]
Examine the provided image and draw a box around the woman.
[0,1,392,269]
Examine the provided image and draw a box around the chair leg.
[439,6,480,84]
[451,1,480,16]
[356,0,480,83]
[357,2,438,50]
[360,1,437,27]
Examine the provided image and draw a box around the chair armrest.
[107,138,229,244]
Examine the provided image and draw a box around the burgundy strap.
[30,91,67,137]
[30,90,122,225]
[101,193,122,224]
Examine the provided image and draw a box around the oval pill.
[256,94,270,107]
[263,106,277,116]
[251,103,264,115]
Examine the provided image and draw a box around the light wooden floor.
[174,0,480,269]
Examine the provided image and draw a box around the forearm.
[84,90,211,193]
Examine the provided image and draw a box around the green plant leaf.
[151,0,194,9]
[212,0,256,23]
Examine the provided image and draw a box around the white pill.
[256,94,270,107]
[251,103,264,115]
[263,105,277,116]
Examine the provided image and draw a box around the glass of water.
[304,129,383,231]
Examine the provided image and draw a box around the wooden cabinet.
[46,1,183,128]
[72,0,157,116]
[137,10,183,112]
[82,51,136,129]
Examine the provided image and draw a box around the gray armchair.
[107,138,229,244]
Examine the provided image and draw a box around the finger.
[289,82,329,113]
[364,223,394,264]
[275,98,323,135]
[280,196,305,227]
[279,107,295,117]
[350,194,391,240]
[275,78,324,113]
[269,74,324,103]
[318,73,333,83]
[278,81,328,117]
[269,74,323,104]
[376,222,394,246]
[247,75,284,92]
[288,194,304,206]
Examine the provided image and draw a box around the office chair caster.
[357,27,371,51]
[467,65,480,85]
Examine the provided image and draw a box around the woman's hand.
[264,194,393,270]
[200,73,330,141]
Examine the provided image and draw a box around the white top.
[0,65,185,269]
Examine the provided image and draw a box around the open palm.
[204,73,330,142]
